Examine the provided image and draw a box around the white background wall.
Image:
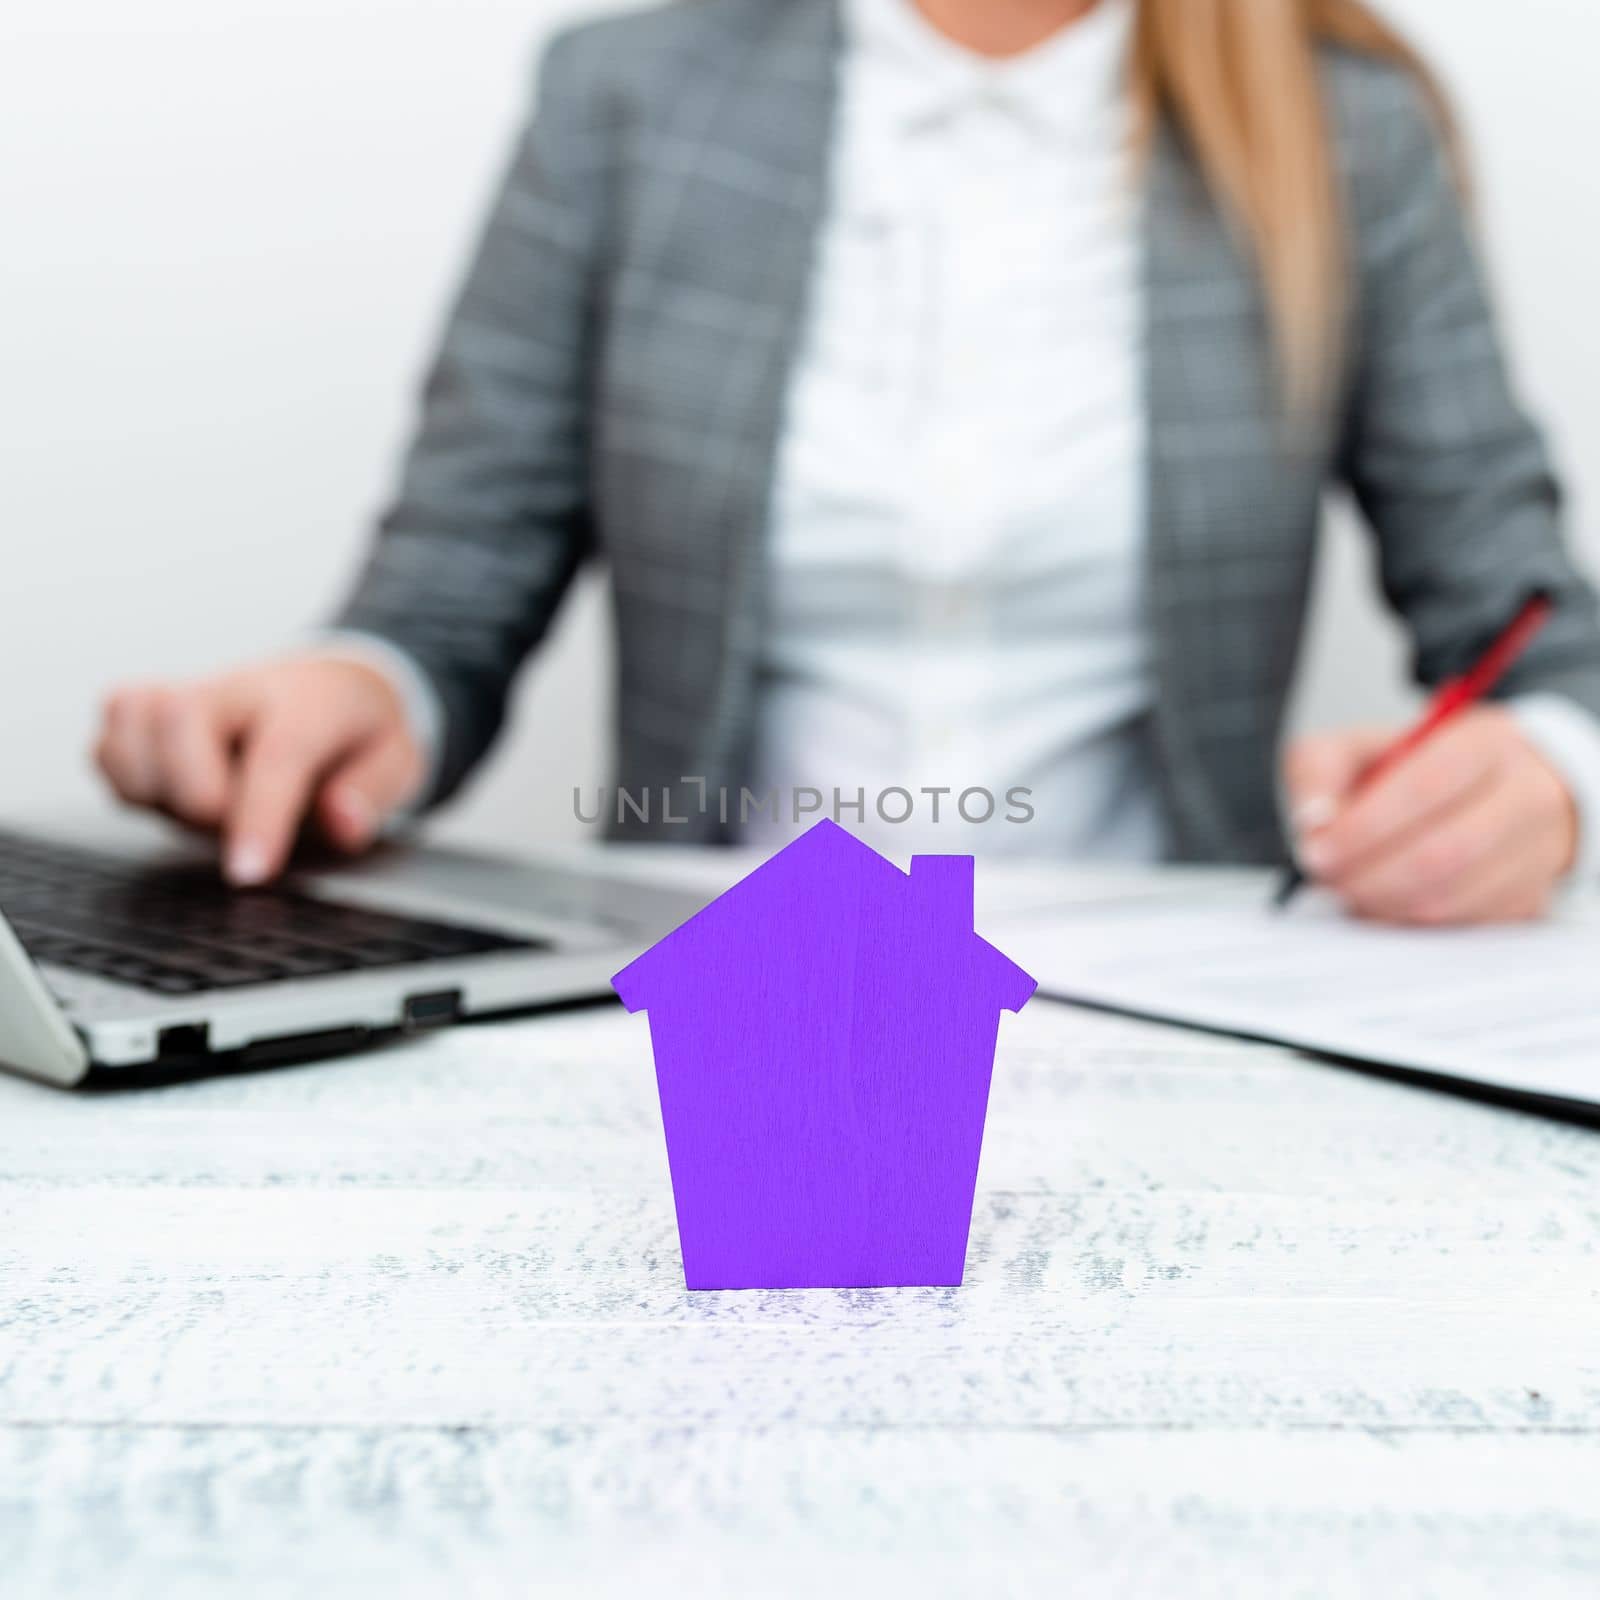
[3,0,1596,853]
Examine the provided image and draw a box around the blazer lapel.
[1145,138,1227,860]
[1143,132,1305,863]
[672,0,844,798]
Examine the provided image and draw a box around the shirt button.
[919,583,975,629]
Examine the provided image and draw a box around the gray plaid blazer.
[336,0,1600,862]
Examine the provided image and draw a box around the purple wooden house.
[612,819,1036,1291]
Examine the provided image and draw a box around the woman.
[95,0,1600,924]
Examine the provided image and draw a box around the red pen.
[1274,588,1556,908]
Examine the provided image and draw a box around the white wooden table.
[3,985,1599,1597]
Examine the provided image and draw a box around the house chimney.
[911,855,974,932]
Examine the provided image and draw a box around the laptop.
[0,823,707,1088]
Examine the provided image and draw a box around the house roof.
[612,819,1036,1016]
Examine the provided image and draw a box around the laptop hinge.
[0,909,92,1087]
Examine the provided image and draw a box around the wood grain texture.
[3,999,1599,1596]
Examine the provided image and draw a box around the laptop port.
[156,1023,211,1063]
[403,989,462,1030]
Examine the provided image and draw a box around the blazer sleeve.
[1336,66,1600,717]
[331,28,605,806]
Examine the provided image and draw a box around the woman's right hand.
[93,654,425,885]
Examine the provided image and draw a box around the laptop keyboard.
[0,829,542,996]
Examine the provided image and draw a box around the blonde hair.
[1130,0,1461,412]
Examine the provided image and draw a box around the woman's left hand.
[1283,707,1579,926]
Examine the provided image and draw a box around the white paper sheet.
[996,893,1600,1106]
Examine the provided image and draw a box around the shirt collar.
[843,0,1134,142]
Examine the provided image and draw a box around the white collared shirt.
[745,0,1161,856]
